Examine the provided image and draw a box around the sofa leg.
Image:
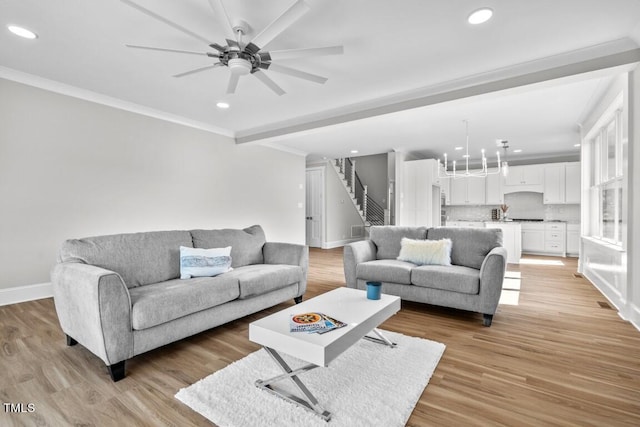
[482,314,493,327]
[66,335,77,346]
[108,361,126,382]
[294,296,303,304]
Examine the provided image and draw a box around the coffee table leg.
[256,347,332,421]
[363,328,397,347]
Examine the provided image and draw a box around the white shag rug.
[175,330,445,427]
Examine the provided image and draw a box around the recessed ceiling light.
[468,8,493,25]
[7,25,38,39]
[350,150,359,154]
[216,101,230,109]
[513,149,522,153]
[574,143,581,147]
[454,146,464,151]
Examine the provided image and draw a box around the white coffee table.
[249,287,401,421]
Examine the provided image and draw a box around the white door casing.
[306,168,324,248]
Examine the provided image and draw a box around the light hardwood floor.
[1,248,639,426]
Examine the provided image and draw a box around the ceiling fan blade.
[253,71,285,96]
[173,63,221,78]
[126,44,208,56]
[120,0,210,44]
[268,45,344,60]
[206,0,237,41]
[209,43,226,52]
[226,38,240,49]
[249,0,310,50]
[266,63,327,84]
[227,73,240,94]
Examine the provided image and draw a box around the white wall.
[0,78,305,292]
[353,153,388,206]
[323,163,365,247]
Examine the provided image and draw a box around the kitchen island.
[446,220,521,264]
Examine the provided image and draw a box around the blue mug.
[366,281,382,300]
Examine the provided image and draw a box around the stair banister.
[363,185,368,218]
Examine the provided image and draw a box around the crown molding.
[0,66,235,138]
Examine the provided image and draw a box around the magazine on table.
[289,312,347,334]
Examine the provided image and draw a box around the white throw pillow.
[180,246,233,279]
[397,238,452,266]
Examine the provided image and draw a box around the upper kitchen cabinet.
[543,164,565,204]
[565,162,581,204]
[543,162,581,204]
[449,172,486,205]
[485,173,504,205]
[503,165,543,193]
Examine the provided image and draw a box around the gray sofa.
[343,226,506,326]
[51,225,308,381]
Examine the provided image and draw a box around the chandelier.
[438,120,509,179]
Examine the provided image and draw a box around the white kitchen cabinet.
[449,173,486,205]
[401,159,441,226]
[565,162,581,204]
[521,223,545,253]
[485,173,504,205]
[485,222,521,264]
[566,223,580,256]
[521,222,567,256]
[544,164,565,204]
[505,165,543,186]
[544,222,566,256]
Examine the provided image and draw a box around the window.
[587,108,623,246]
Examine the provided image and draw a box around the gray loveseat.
[343,226,506,326]
[51,225,308,381]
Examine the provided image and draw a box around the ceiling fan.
[121,0,344,96]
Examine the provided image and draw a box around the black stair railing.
[338,158,386,226]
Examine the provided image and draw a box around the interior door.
[305,168,323,248]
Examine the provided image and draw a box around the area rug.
[175,330,445,427]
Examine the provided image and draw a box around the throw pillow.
[397,237,452,266]
[180,246,232,279]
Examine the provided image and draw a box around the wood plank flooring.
[1,248,639,426]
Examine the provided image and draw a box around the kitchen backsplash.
[444,192,580,222]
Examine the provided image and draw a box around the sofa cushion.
[427,227,502,270]
[356,259,415,285]
[129,275,240,330]
[191,225,266,268]
[411,265,480,294]
[179,246,232,279]
[369,226,428,260]
[398,238,452,266]
[224,264,303,299]
[59,230,193,288]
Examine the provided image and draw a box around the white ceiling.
[2,0,640,163]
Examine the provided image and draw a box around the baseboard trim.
[0,282,53,307]
[322,238,363,249]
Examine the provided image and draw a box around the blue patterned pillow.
[180,246,232,279]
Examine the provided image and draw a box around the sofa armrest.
[343,240,377,288]
[51,263,133,366]
[478,246,508,314]
[263,242,309,296]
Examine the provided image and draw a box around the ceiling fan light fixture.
[228,57,252,75]
[8,25,38,39]
[468,8,493,25]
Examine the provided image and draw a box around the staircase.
[332,158,386,226]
